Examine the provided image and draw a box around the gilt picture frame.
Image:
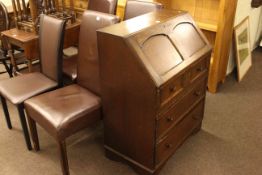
[234,17,252,82]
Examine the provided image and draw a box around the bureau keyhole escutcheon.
[169,85,176,93]
[194,91,201,96]
[197,67,204,72]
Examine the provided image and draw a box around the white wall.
[2,0,29,12]
[227,0,262,74]
[235,0,262,49]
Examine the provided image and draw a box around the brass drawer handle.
[166,117,174,122]
[194,91,201,96]
[165,143,173,149]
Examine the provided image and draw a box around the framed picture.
[234,17,252,81]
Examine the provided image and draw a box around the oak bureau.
[98,9,212,175]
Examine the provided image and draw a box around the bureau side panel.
[98,32,158,169]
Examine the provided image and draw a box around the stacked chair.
[88,0,118,14]
[63,0,118,83]
[0,15,66,150]
[11,0,35,32]
[24,11,119,175]
[124,0,163,20]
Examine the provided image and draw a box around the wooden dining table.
[1,22,80,73]
[0,0,80,74]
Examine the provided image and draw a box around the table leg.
[7,47,18,76]
[27,59,32,72]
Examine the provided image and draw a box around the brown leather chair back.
[0,1,9,32]
[87,0,118,14]
[77,10,119,95]
[124,0,163,20]
[39,15,66,87]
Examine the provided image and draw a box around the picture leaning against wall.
[234,17,252,81]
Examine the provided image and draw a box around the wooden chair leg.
[7,64,14,77]
[27,116,40,151]
[1,96,12,129]
[1,60,13,77]
[17,104,32,150]
[192,122,202,135]
[58,140,70,175]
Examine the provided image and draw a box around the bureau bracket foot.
[104,146,160,175]
[192,122,202,135]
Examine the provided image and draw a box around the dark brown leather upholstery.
[0,15,66,150]
[40,15,66,86]
[0,15,66,105]
[77,11,120,95]
[0,72,57,104]
[24,11,119,175]
[124,0,163,20]
[63,55,77,81]
[87,0,118,14]
[25,84,101,140]
[63,0,118,82]
[26,10,120,139]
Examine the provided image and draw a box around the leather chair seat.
[25,84,101,140]
[0,72,57,104]
[63,55,77,81]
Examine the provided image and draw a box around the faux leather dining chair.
[25,11,119,175]
[88,0,118,14]
[63,0,118,83]
[0,15,66,150]
[124,0,163,20]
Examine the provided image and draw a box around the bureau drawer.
[160,75,185,105]
[156,100,205,165]
[189,57,208,83]
[156,78,206,138]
